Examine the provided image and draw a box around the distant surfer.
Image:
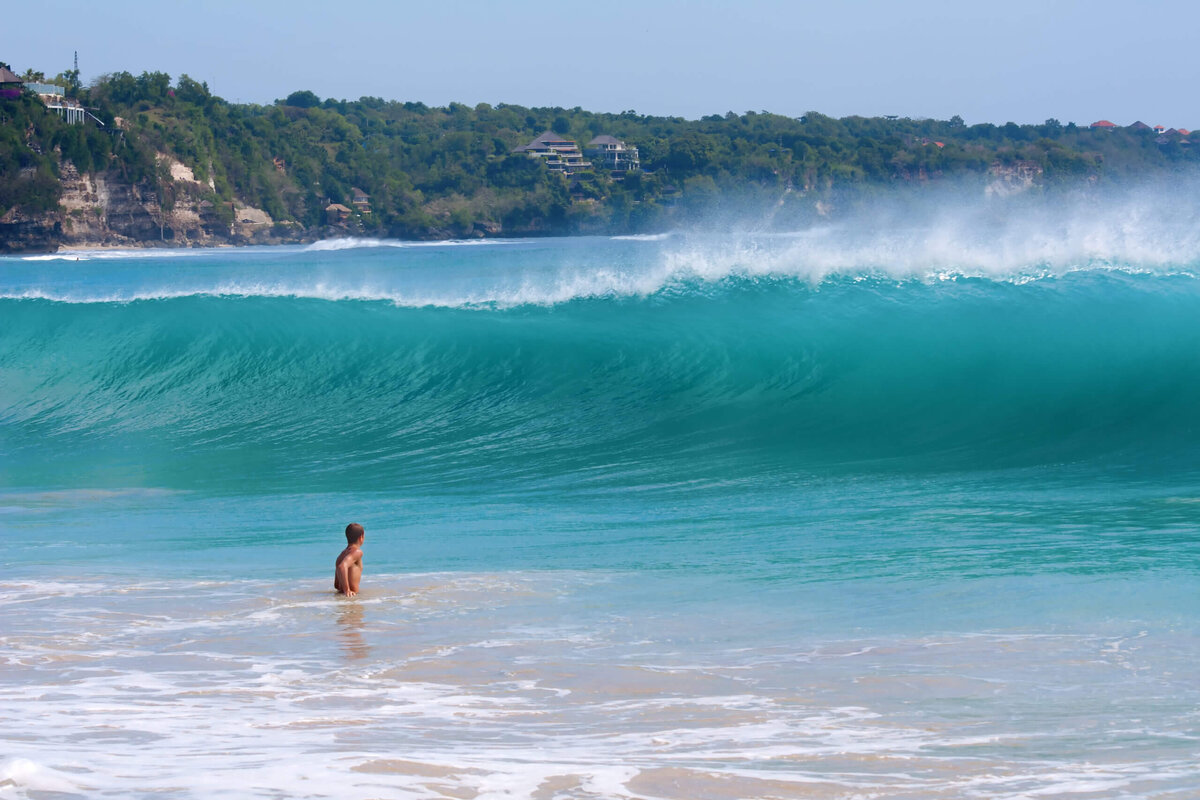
[334,523,365,597]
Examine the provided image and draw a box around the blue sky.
[5,0,1197,126]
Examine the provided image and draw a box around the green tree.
[667,133,714,172]
[58,68,81,97]
[283,90,321,108]
[175,75,211,106]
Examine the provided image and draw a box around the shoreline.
[0,228,636,257]
[0,228,593,257]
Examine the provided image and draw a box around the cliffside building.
[513,131,592,175]
[586,135,639,175]
[350,187,371,213]
[26,82,101,125]
[0,66,22,100]
[1155,128,1190,145]
[325,203,352,224]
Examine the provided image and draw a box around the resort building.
[586,135,640,175]
[513,131,592,175]
[1089,120,1116,130]
[1155,128,1190,145]
[26,81,102,125]
[350,187,371,213]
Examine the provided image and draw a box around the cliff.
[1,157,312,253]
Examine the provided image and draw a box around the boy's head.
[345,523,365,545]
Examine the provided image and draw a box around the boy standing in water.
[334,523,365,597]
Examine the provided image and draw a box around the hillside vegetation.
[3,68,1199,244]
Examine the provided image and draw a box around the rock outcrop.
[58,162,160,245]
[2,152,309,253]
[0,208,60,253]
[985,161,1044,198]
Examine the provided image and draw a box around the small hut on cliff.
[0,66,23,100]
[325,203,352,224]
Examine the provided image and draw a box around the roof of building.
[1090,120,1117,128]
[326,203,352,213]
[350,187,369,198]
[1180,129,1192,136]
[514,130,577,152]
[588,135,623,146]
[1129,121,1152,130]
[0,66,22,84]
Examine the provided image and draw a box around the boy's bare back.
[335,523,365,597]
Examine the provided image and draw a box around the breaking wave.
[4,265,1200,492]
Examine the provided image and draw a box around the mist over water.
[3,188,1200,798]
[12,177,1200,302]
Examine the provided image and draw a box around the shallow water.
[3,572,1197,799]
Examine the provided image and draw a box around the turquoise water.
[2,229,1199,798]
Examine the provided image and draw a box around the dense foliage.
[4,67,1200,237]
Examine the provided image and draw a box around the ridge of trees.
[3,68,1199,238]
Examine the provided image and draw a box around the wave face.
[6,244,1200,492]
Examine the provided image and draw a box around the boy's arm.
[347,552,362,596]
[335,553,356,597]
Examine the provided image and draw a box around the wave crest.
[303,237,526,252]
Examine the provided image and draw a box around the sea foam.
[303,236,528,251]
[2,573,1197,799]
[6,188,1200,308]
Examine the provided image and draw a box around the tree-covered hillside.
[4,66,1200,243]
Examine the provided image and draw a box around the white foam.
[0,581,108,603]
[2,571,1196,799]
[0,758,84,797]
[18,247,221,262]
[304,237,527,251]
[7,196,1200,310]
[2,256,1195,311]
[610,232,674,241]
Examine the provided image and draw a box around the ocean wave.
[5,267,1200,490]
[17,247,225,262]
[655,213,1200,284]
[2,261,1197,309]
[7,207,1200,308]
[303,236,528,251]
[610,232,674,241]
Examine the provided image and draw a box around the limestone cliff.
[1,152,309,253]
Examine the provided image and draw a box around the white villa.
[512,131,593,175]
[586,135,639,174]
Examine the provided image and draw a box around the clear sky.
[5,0,1197,127]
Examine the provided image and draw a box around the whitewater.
[2,207,1200,798]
